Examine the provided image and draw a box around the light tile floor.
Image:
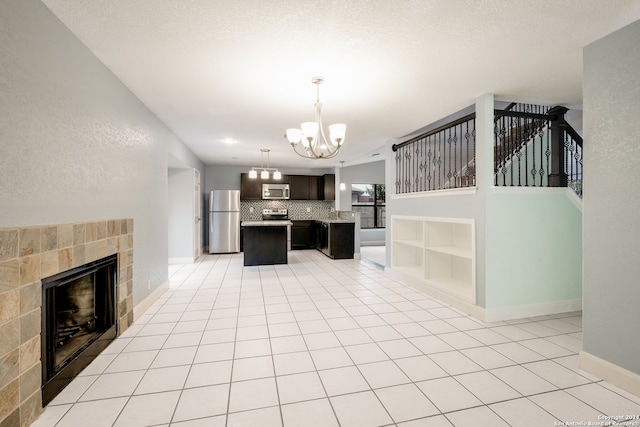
[32,250,640,427]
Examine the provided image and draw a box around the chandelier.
[285,77,346,159]
[248,149,282,180]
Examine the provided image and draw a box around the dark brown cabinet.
[322,174,335,201]
[240,173,289,200]
[309,175,321,200]
[291,220,315,249]
[242,225,288,266]
[240,173,332,201]
[314,221,354,259]
[240,173,261,200]
[289,175,310,200]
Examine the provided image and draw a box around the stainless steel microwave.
[262,183,290,200]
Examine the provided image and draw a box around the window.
[351,184,386,228]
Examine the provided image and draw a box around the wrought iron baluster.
[437,131,442,190]
[494,120,499,186]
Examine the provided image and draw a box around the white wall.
[582,19,640,377]
[0,0,203,305]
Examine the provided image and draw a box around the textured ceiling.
[41,0,640,169]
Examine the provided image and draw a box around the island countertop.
[241,220,293,227]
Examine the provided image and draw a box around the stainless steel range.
[262,208,291,250]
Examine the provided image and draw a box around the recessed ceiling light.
[222,138,236,144]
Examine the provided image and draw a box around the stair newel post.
[547,106,569,187]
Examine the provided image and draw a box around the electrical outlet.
[249,207,254,213]
[147,279,151,290]
[330,207,335,212]
[306,207,311,212]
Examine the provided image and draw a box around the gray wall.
[0,0,203,305]
[168,168,195,259]
[582,20,640,374]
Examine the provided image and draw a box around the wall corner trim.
[579,351,640,398]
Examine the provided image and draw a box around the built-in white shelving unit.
[391,215,476,304]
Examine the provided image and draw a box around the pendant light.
[339,161,346,191]
[248,149,281,179]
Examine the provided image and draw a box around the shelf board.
[393,239,424,248]
[426,245,472,259]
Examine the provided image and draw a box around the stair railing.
[392,114,476,194]
[392,103,582,197]
[494,105,583,196]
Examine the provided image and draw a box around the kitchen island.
[241,220,292,266]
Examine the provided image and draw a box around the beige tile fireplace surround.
[0,219,134,427]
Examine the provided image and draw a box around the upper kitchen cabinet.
[240,173,332,200]
[240,173,290,200]
[289,175,310,200]
[309,175,321,200]
[287,175,324,200]
[240,173,261,200]
[322,174,335,201]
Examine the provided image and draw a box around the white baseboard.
[484,299,583,323]
[168,257,195,265]
[386,268,485,320]
[580,351,640,397]
[386,268,582,323]
[360,241,386,246]
[133,279,170,321]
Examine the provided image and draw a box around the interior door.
[193,168,201,259]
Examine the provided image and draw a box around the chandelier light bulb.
[329,123,346,146]
[286,128,302,146]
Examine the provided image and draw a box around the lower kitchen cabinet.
[314,221,354,259]
[291,220,315,249]
[242,225,288,266]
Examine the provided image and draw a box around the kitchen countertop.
[241,220,293,226]
[315,218,355,224]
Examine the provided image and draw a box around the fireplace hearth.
[41,254,118,405]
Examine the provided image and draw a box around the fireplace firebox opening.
[41,254,118,405]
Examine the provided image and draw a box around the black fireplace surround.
[41,254,118,405]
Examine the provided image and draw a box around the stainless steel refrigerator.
[209,190,240,253]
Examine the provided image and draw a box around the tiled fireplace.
[0,219,134,427]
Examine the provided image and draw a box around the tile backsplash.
[241,200,335,220]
